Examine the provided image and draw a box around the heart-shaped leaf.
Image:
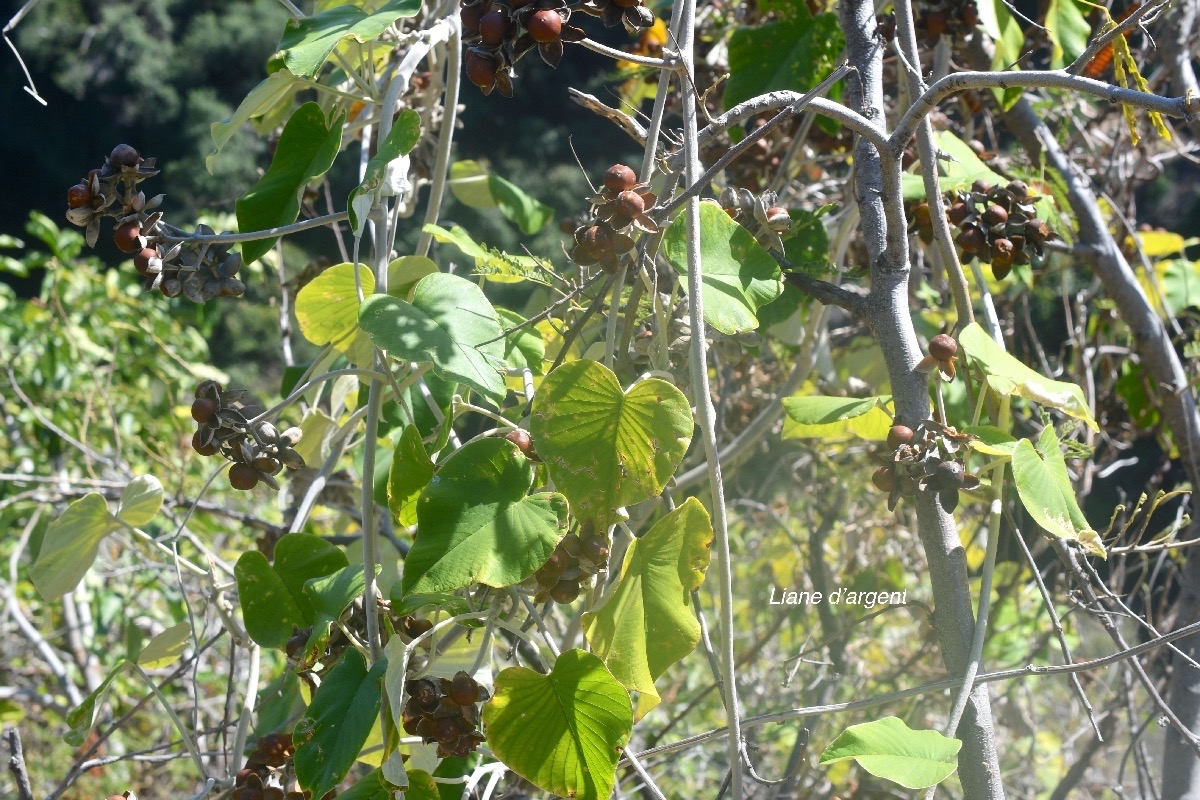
[117,474,164,527]
[294,649,387,800]
[237,102,346,264]
[662,201,783,334]
[235,534,349,648]
[819,716,961,789]
[359,273,508,403]
[1011,425,1105,557]
[30,493,122,600]
[279,0,422,78]
[531,360,693,529]
[959,322,1097,430]
[484,650,633,800]
[583,497,713,718]
[403,437,568,595]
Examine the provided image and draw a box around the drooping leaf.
[64,662,126,746]
[137,622,190,669]
[235,534,348,648]
[209,70,301,171]
[117,475,164,527]
[388,424,435,526]
[819,716,961,790]
[662,201,784,334]
[484,650,633,800]
[959,322,1098,429]
[404,438,568,595]
[1011,426,1106,557]
[583,498,713,718]
[236,102,346,264]
[725,6,843,113]
[30,493,122,601]
[279,0,422,78]
[358,273,508,403]
[448,160,554,235]
[531,360,693,529]
[348,110,423,235]
[1044,0,1091,69]
[422,223,552,283]
[294,649,387,800]
[782,395,893,440]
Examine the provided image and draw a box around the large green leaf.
[531,360,693,529]
[279,0,422,78]
[403,438,568,595]
[235,534,349,648]
[662,201,783,334]
[1044,0,1091,69]
[294,649,387,800]
[819,716,961,790]
[236,102,346,264]
[484,650,633,800]
[30,493,122,600]
[295,262,374,351]
[117,474,163,527]
[358,273,508,403]
[496,308,546,374]
[208,70,301,171]
[724,5,843,112]
[337,768,392,800]
[1011,426,1106,557]
[959,322,1098,430]
[583,498,713,718]
[348,109,423,235]
[448,160,554,235]
[388,424,434,526]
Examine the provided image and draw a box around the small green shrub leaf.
[235,534,348,648]
[388,424,435,526]
[117,474,163,527]
[484,650,633,800]
[531,360,693,529]
[448,160,553,234]
[137,622,191,669]
[819,716,961,789]
[279,0,422,78]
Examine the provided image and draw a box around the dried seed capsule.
[460,3,484,36]
[603,164,637,192]
[447,672,480,706]
[528,9,563,41]
[67,183,93,209]
[550,579,581,603]
[505,428,535,456]
[957,225,986,254]
[464,51,499,92]
[110,143,141,168]
[887,425,915,449]
[981,204,1008,226]
[929,334,958,360]
[1024,219,1051,244]
[872,466,897,493]
[133,247,158,277]
[229,463,259,491]
[191,397,217,423]
[192,431,219,456]
[946,202,971,225]
[479,10,509,45]
[614,190,646,218]
[113,222,142,253]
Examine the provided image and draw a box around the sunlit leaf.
[388,425,434,526]
[137,622,191,668]
[30,493,122,601]
[279,0,422,78]
[1011,426,1106,557]
[820,716,961,790]
[348,109,422,235]
[117,474,163,527]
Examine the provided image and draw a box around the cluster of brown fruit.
[66,145,245,302]
[719,187,794,252]
[402,672,489,758]
[230,732,332,800]
[460,0,653,96]
[912,180,1055,279]
[190,381,305,492]
[570,164,657,273]
[913,0,980,45]
[529,523,610,604]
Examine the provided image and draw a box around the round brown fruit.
[887,425,915,449]
[67,183,93,209]
[550,579,581,603]
[505,428,533,455]
[1025,219,1051,244]
[946,202,970,225]
[431,717,460,745]
[228,463,259,491]
[956,225,985,254]
[479,10,509,45]
[872,466,896,493]
[981,204,1008,226]
[460,3,483,36]
[192,431,219,456]
[929,333,958,361]
[464,51,498,91]
[603,164,637,192]
[113,222,142,253]
[109,144,141,168]
[990,237,1015,266]
[527,9,563,42]
[191,396,217,423]
[614,189,645,218]
[133,247,157,277]
[447,672,479,706]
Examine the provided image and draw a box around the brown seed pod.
[229,463,260,491]
[946,202,971,225]
[872,466,897,493]
[887,425,915,449]
[527,9,563,41]
[110,144,142,168]
[981,204,1008,226]
[1024,219,1051,244]
[505,428,535,456]
[191,397,217,423]
[957,225,986,254]
[550,579,581,603]
[479,10,509,45]
[67,183,93,209]
[603,164,637,192]
[192,431,219,456]
[929,333,958,360]
[113,222,142,253]
[133,247,157,277]
[464,51,499,92]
